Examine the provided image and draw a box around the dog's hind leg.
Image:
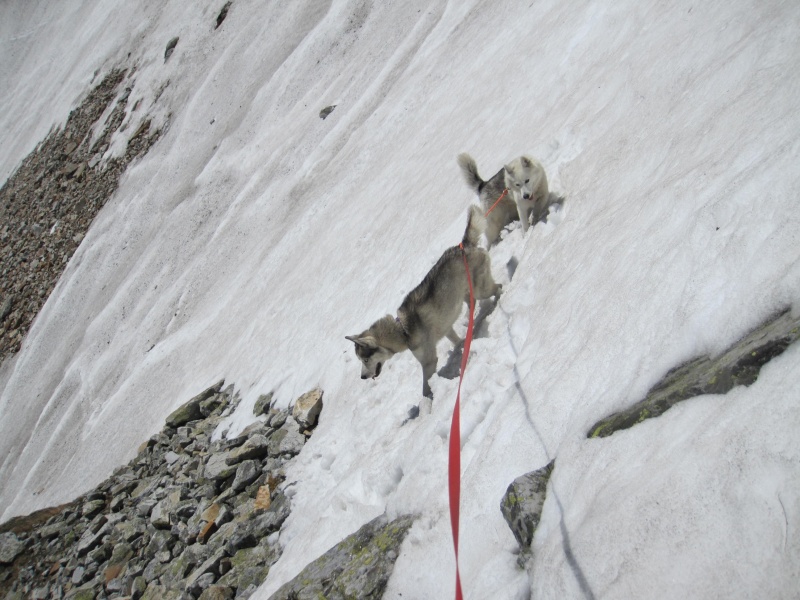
[485,217,504,246]
[446,327,461,345]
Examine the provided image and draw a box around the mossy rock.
[268,514,415,600]
[253,392,273,417]
[67,588,96,600]
[588,308,800,438]
[165,380,224,427]
[217,544,276,590]
[141,583,183,600]
[500,460,555,555]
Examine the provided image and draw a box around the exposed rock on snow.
[589,308,800,438]
[500,460,555,565]
[252,393,273,417]
[215,2,233,29]
[267,513,415,600]
[319,105,336,120]
[164,37,179,62]
[291,388,323,430]
[166,380,225,427]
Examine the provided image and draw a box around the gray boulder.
[268,420,305,457]
[76,516,110,555]
[292,388,323,429]
[166,380,224,427]
[184,547,227,592]
[267,513,414,600]
[204,452,237,481]
[226,434,270,464]
[0,531,26,564]
[500,460,554,559]
[232,461,260,493]
[150,489,182,528]
[253,393,273,417]
[217,544,276,592]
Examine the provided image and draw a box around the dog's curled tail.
[462,204,486,247]
[457,153,483,192]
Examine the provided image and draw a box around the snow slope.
[1,0,799,598]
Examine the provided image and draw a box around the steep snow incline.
[1,0,799,598]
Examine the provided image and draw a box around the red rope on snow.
[449,243,476,600]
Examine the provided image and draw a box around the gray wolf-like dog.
[346,205,502,398]
[457,153,550,245]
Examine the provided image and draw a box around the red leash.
[448,190,505,598]
[449,243,476,600]
[484,188,508,217]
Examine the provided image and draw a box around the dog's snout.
[360,374,368,380]
[523,193,530,200]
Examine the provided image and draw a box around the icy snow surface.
[2,0,800,598]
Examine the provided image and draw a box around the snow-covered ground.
[2,0,799,597]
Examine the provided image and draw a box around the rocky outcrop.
[268,513,415,600]
[500,461,554,565]
[165,381,225,428]
[0,67,165,365]
[0,382,320,600]
[588,308,800,438]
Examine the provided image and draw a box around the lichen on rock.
[588,308,800,438]
[268,513,415,600]
[500,460,555,565]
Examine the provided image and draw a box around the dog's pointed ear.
[521,156,532,168]
[346,334,374,348]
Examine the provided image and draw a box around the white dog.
[457,153,551,245]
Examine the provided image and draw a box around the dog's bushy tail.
[462,204,486,247]
[457,153,483,192]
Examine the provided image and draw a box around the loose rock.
[253,393,273,417]
[500,460,554,564]
[0,68,165,365]
[292,388,323,430]
[0,384,321,599]
[0,532,26,564]
[165,380,224,427]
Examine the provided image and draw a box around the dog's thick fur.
[457,153,550,245]
[346,205,501,398]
